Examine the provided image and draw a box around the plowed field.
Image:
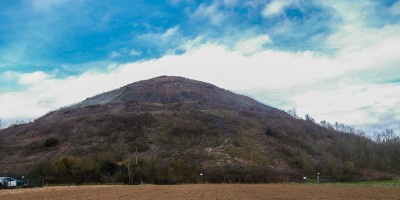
[1,184,399,200]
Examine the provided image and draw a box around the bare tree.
[287,107,299,119]
[0,119,3,129]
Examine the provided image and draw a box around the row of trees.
[287,108,399,142]
[26,155,203,185]
[0,118,33,129]
[24,150,332,186]
[285,109,400,175]
[24,153,390,186]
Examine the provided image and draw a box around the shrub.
[43,138,60,148]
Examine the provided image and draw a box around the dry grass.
[0,184,399,200]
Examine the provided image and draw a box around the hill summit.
[44,76,282,120]
[0,76,395,184]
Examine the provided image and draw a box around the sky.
[0,0,399,134]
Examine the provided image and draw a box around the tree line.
[285,108,400,178]
[22,155,312,186]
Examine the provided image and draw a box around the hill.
[0,76,397,184]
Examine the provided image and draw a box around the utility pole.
[128,160,131,185]
[135,146,138,165]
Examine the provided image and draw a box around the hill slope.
[0,76,394,184]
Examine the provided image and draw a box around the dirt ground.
[0,184,399,200]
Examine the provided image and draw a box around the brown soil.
[0,184,399,200]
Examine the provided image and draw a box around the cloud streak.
[262,0,295,18]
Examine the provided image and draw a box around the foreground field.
[1,184,399,200]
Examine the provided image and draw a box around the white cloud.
[129,50,142,56]
[0,71,21,80]
[390,1,400,15]
[234,35,271,55]
[290,83,400,132]
[161,26,180,41]
[327,18,400,56]
[107,49,143,58]
[323,1,400,74]
[18,71,50,85]
[222,0,238,7]
[193,3,226,25]
[322,1,399,52]
[0,70,128,121]
[244,0,263,9]
[262,0,294,18]
[108,51,121,58]
[137,26,183,51]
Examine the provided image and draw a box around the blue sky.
[1,0,400,134]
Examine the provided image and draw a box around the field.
[1,184,400,200]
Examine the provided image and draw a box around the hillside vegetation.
[0,76,398,185]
